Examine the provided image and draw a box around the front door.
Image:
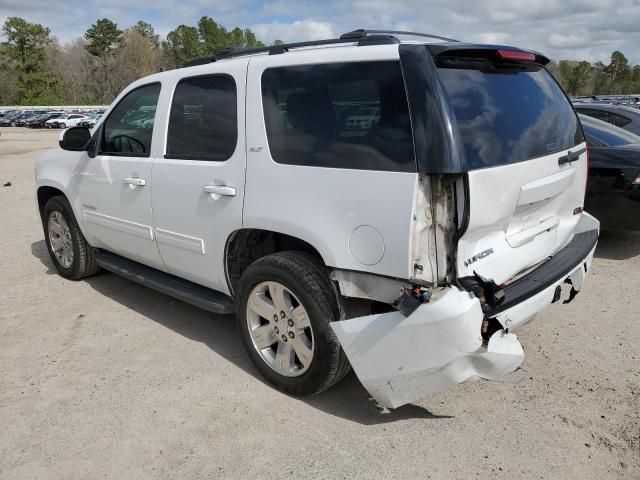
[77,82,166,270]
[151,62,247,294]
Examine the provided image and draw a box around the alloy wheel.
[47,211,74,268]
[246,281,315,377]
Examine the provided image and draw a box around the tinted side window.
[102,83,160,156]
[166,75,237,161]
[608,113,631,128]
[580,115,640,147]
[261,61,415,172]
[579,108,609,122]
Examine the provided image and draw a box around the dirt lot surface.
[1,127,639,479]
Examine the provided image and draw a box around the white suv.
[35,29,599,408]
[45,113,87,129]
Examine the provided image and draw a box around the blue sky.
[1,0,639,64]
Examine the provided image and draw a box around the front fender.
[36,148,90,238]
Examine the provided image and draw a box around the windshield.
[579,114,640,147]
[437,59,584,169]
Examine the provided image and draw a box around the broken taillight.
[496,49,536,62]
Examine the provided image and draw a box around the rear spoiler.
[426,43,551,65]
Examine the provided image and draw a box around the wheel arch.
[225,228,327,296]
[37,185,67,217]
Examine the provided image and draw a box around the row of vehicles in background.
[574,102,640,231]
[0,109,105,129]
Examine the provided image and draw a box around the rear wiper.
[558,147,587,166]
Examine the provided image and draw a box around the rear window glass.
[261,61,415,172]
[437,60,584,169]
[579,114,640,147]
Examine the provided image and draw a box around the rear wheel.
[42,196,99,280]
[59,122,66,129]
[237,251,350,396]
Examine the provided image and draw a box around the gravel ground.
[1,127,639,480]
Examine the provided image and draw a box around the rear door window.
[166,74,238,161]
[261,61,415,172]
[436,59,584,169]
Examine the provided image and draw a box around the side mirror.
[59,126,92,152]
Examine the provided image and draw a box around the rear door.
[434,54,588,285]
[150,62,247,293]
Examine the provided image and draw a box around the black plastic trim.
[488,229,598,316]
[95,250,235,314]
[399,44,466,173]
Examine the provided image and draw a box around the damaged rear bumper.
[331,213,599,408]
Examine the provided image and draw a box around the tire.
[59,122,66,129]
[10,121,16,127]
[42,196,100,280]
[237,251,350,396]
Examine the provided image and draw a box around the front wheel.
[237,251,350,396]
[42,196,100,280]
[59,122,66,129]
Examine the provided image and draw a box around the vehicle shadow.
[594,230,640,260]
[31,239,57,274]
[30,241,449,425]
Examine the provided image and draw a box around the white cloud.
[476,32,512,44]
[251,19,335,44]
[1,0,639,64]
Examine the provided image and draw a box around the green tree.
[198,16,229,53]
[18,69,64,104]
[84,18,122,56]
[162,25,201,67]
[1,16,51,72]
[604,51,630,94]
[197,17,264,54]
[1,17,63,104]
[132,20,159,49]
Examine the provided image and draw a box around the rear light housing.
[633,172,640,185]
[496,49,536,62]
[582,143,590,202]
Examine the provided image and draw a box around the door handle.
[123,177,146,186]
[203,185,236,196]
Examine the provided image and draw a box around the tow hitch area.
[331,289,525,408]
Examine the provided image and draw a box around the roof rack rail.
[182,28,457,67]
[340,29,460,43]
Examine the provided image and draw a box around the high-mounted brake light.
[496,50,536,62]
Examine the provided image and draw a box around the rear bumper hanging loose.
[331,213,599,408]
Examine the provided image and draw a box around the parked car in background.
[580,114,640,231]
[1,110,34,126]
[0,110,23,126]
[575,104,640,135]
[15,110,48,127]
[45,114,88,129]
[78,112,104,128]
[26,113,65,128]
